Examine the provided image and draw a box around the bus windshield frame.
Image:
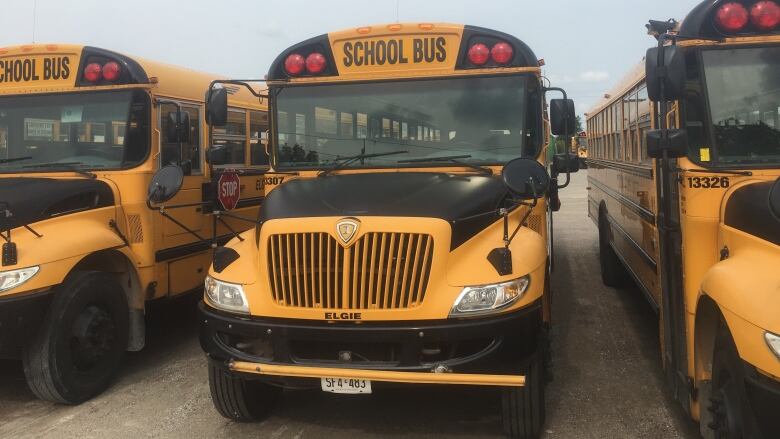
[0,89,150,174]
[270,74,542,171]
[685,45,780,168]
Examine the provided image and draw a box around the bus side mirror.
[502,158,550,200]
[769,178,780,222]
[147,165,184,204]
[550,99,576,136]
[646,129,688,159]
[646,46,685,102]
[166,111,191,144]
[553,153,580,174]
[206,145,229,166]
[206,88,228,126]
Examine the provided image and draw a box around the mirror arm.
[208,79,268,100]
[214,210,263,226]
[215,214,245,242]
[149,203,208,242]
[503,181,540,248]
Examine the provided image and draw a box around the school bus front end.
[199,23,577,438]
[0,44,268,405]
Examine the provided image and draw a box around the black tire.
[502,352,545,439]
[22,271,129,404]
[208,362,281,422]
[598,214,630,287]
[707,323,762,439]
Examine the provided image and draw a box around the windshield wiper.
[22,162,97,179]
[398,155,493,175]
[0,156,32,164]
[318,150,409,177]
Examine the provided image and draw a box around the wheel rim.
[69,304,117,372]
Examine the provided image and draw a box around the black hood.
[724,181,780,246]
[0,178,115,230]
[261,172,508,248]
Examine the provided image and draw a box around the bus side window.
[250,110,269,166]
[213,110,247,166]
[160,103,201,173]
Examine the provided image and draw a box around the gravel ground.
[0,171,700,438]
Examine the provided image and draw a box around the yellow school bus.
[572,131,587,168]
[0,44,269,404]
[195,23,578,438]
[587,1,780,437]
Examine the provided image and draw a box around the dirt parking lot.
[0,172,700,438]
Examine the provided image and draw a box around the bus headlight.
[204,276,249,314]
[766,332,780,360]
[450,276,530,317]
[0,266,39,293]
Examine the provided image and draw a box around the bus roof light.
[467,43,490,66]
[491,42,514,65]
[305,53,327,74]
[751,1,780,30]
[83,63,102,82]
[102,61,121,82]
[284,53,305,76]
[716,2,749,32]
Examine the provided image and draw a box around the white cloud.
[579,71,610,82]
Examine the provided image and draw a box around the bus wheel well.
[694,295,725,439]
[71,250,145,352]
[694,295,722,382]
[597,202,614,243]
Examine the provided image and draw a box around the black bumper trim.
[0,289,54,358]
[199,300,542,378]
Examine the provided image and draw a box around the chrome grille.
[268,232,434,310]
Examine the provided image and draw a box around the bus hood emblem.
[336,218,360,245]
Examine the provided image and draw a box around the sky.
[1,0,703,120]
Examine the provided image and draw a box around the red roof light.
[284,53,305,76]
[467,43,490,66]
[83,63,102,82]
[305,52,327,74]
[102,61,121,81]
[491,42,514,65]
[751,1,780,30]
[716,2,750,32]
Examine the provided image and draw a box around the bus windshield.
[0,90,149,173]
[702,47,780,165]
[273,75,539,170]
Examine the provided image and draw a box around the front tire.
[502,351,545,439]
[707,323,761,439]
[208,362,281,422]
[22,271,129,404]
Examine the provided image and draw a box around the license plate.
[320,377,372,394]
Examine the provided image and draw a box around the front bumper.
[743,363,780,439]
[199,300,542,387]
[0,289,53,358]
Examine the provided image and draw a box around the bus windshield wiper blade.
[22,162,97,179]
[398,155,493,175]
[0,156,32,164]
[318,150,408,177]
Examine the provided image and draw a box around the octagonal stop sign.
[217,172,240,211]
